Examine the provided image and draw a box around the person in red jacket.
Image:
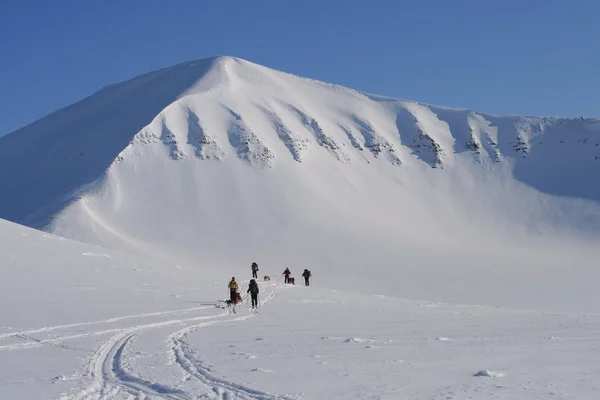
[283,267,291,284]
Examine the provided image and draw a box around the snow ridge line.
[169,283,297,400]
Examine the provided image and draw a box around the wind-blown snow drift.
[1,56,600,310]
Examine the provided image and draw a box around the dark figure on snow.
[283,267,291,284]
[247,279,259,308]
[302,269,311,286]
[228,277,238,303]
[251,262,259,279]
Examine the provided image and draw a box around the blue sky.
[1,0,598,135]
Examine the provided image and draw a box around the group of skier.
[227,263,312,309]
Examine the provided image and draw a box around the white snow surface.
[1,56,600,398]
[1,219,600,399]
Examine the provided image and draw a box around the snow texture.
[1,56,600,399]
[1,219,600,399]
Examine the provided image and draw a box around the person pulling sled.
[228,277,238,303]
[283,267,292,284]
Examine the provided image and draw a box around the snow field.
[1,220,600,399]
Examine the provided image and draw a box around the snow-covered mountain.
[2,56,600,400]
[1,56,600,309]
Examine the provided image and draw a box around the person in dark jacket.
[247,279,259,308]
[302,269,311,286]
[283,267,291,284]
[251,262,259,279]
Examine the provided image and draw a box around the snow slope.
[1,218,600,400]
[1,56,599,229]
[1,56,600,311]
[3,56,598,310]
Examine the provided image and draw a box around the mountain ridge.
[1,55,600,312]
[0,55,599,238]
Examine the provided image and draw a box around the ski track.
[0,305,220,352]
[169,283,297,400]
[56,281,295,400]
[0,304,218,341]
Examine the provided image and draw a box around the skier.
[247,279,259,308]
[283,267,291,284]
[228,277,238,303]
[302,269,311,286]
[251,262,259,279]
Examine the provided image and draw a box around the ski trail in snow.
[12,334,94,353]
[104,333,187,399]
[58,282,295,400]
[1,308,231,352]
[0,305,216,341]
[58,312,230,400]
[169,283,297,400]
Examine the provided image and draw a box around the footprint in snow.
[474,370,504,378]
[436,337,452,341]
[251,368,274,373]
[51,375,66,383]
[51,373,79,383]
[255,338,264,341]
[344,337,373,344]
[81,252,111,258]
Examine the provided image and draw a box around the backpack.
[249,280,259,294]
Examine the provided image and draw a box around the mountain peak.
[1,56,600,234]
